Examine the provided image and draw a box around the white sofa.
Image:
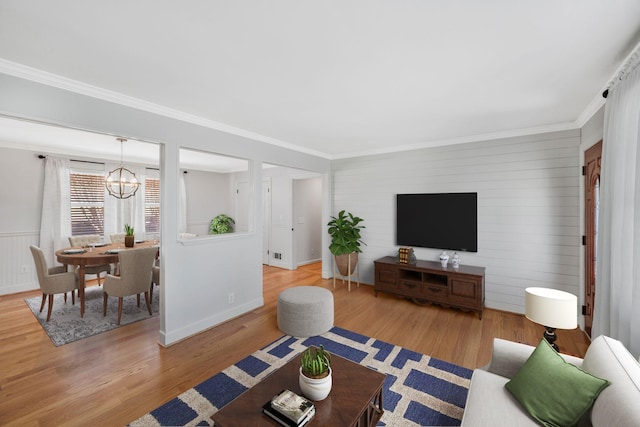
[461,335,640,426]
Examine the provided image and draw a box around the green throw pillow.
[505,339,610,427]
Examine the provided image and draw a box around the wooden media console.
[374,256,485,319]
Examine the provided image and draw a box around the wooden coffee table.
[212,353,385,426]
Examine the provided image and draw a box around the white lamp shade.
[525,287,577,329]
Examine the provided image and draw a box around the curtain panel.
[593,55,640,358]
[39,156,71,265]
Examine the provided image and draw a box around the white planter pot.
[299,367,332,401]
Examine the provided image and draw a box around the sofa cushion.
[505,339,610,427]
[461,369,540,427]
[581,335,640,427]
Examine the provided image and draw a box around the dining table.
[55,240,159,317]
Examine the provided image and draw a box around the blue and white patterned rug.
[131,327,472,426]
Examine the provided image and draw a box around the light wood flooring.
[0,262,590,426]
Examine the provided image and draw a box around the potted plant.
[299,345,332,401]
[209,214,235,234]
[327,210,365,276]
[124,224,135,247]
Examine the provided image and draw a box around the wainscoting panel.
[0,231,40,295]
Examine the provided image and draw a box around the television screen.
[396,193,477,252]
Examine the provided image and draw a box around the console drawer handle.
[429,287,443,293]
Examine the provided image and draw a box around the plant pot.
[124,235,135,248]
[335,253,358,276]
[299,367,332,401]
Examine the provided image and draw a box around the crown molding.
[0,58,610,162]
[0,59,331,160]
[332,121,580,160]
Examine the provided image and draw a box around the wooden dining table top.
[55,240,159,266]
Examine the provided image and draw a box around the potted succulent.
[327,210,365,276]
[299,345,332,401]
[209,214,235,234]
[124,224,135,247]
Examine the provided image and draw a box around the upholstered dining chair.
[109,233,126,244]
[29,245,79,322]
[149,264,160,305]
[68,235,111,285]
[102,246,158,325]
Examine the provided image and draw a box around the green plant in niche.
[124,224,134,236]
[327,210,365,256]
[300,345,331,379]
[209,214,235,234]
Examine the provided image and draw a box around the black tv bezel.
[395,192,478,253]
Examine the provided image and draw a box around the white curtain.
[593,54,640,357]
[104,163,147,240]
[178,170,187,233]
[39,156,71,266]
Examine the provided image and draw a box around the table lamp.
[525,287,577,351]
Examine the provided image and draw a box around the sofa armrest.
[484,338,584,379]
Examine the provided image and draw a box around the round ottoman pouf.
[277,286,334,337]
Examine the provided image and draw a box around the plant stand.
[333,254,360,292]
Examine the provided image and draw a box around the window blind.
[145,178,160,233]
[70,172,105,236]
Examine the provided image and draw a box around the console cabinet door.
[375,264,397,291]
[449,278,481,307]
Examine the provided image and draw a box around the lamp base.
[543,326,559,352]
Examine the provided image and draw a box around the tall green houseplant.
[327,210,365,278]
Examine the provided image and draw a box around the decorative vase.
[439,251,449,267]
[335,253,358,276]
[124,235,135,248]
[299,367,332,401]
[452,252,460,268]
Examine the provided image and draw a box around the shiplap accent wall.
[332,129,581,314]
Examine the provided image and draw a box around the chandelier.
[105,137,140,199]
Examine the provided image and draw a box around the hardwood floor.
[0,262,590,426]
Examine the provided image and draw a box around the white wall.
[0,73,331,345]
[184,170,233,236]
[0,147,43,293]
[330,129,582,314]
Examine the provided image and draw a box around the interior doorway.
[584,140,602,337]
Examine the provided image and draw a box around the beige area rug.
[25,285,159,346]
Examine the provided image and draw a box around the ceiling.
[1,1,640,160]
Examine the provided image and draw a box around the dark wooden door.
[584,140,602,336]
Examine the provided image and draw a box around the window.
[70,169,160,236]
[70,171,105,235]
[145,177,160,234]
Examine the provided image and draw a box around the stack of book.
[262,389,316,426]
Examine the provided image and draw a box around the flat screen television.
[396,192,477,252]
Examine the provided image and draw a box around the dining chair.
[109,233,126,244]
[102,246,158,325]
[68,235,111,285]
[150,264,160,305]
[29,245,79,322]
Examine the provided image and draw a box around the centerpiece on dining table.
[124,224,135,247]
